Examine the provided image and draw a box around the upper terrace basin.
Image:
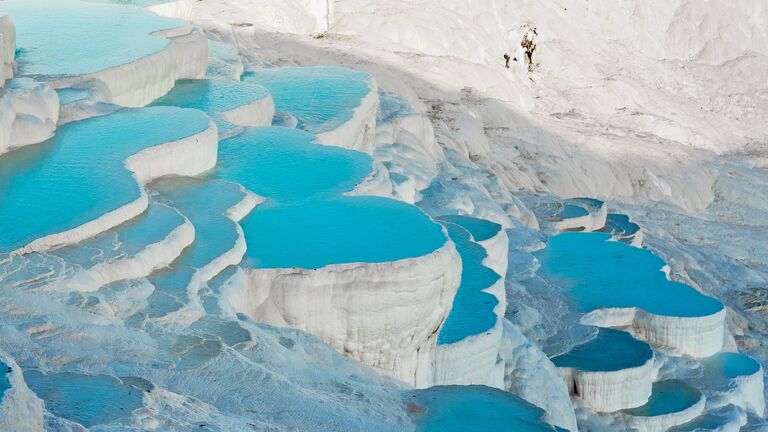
[0,107,212,254]
[535,232,723,318]
[216,127,445,269]
[243,67,370,135]
[0,0,185,77]
[152,79,273,133]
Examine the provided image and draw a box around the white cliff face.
[500,320,578,431]
[0,78,60,155]
[0,14,14,83]
[222,240,462,386]
[581,307,726,358]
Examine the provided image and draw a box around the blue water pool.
[216,127,446,269]
[143,178,250,318]
[24,370,147,427]
[0,0,185,76]
[551,328,652,372]
[409,385,563,432]
[564,197,603,213]
[546,204,588,222]
[437,223,500,345]
[52,202,186,267]
[599,213,640,239]
[0,107,211,254]
[216,127,371,202]
[0,107,208,252]
[701,352,760,380]
[534,232,723,317]
[621,380,701,417]
[242,67,370,135]
[438,215,502,242]
[151,79,270,132]
[0,361,10,402]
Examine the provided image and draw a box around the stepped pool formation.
[0,1,765,431]
[535,231,725,357]
[0,106,215,254]
[552,328,655,412]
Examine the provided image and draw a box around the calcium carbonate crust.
[581,306,726,358]
[225,238,462,386]
[0,78,60,155]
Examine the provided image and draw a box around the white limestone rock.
[0,14,14,83]
[222,239,462,386]
[0,353,45,432]
[0,78,59,155]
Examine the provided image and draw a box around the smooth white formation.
[0,353,45,432]
[0,14,14,83]
[224,239,462,386]
[0,78,60,155]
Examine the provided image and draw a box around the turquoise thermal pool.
[437,222,500,345]
[534,232,723,317]
[700,352,761,380]
[409,385,563,432]
[551,328,653,372]
[0,0,185,76]
[438,215,502,242]
[243,66,370,134]
[216,127,446,269]
[143,178,250,318]
[24,370,147,427]
[0,107,211,254]
[621,380,701,417]
[152,79,270,132]
[599,213,640,240]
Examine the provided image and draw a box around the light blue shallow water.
[535,232,723,317]
[701,352,760,379]
[437,223,499,345]
[410,385,564,432]
[0,0,185,76]
[151,79,269,132]
[0,107,210,254]
[242,67,370,135]
[216,127,371,202]
[143,178,249,318]
[216,127,445,269]
[621,380,701,417]
[551,328,652,372]
[24,370,147,427]
[51,202,186,268]
[438,215,502,242]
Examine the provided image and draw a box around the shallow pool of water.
[24,369,147,427]
[701,352,760,379]
[535,232,723,317]
[143,178,250,318]
[0,107,210,253]
[621,380,701,417]
[409,385,563,432]
[438,215,501,242]
[243,66,370,135]
[437,223,499,345]
[217,127,445,269]
[551,328,652,372]
[151,79,269,132]
[1,0,185,76]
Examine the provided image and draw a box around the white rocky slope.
[177,1,768,430]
